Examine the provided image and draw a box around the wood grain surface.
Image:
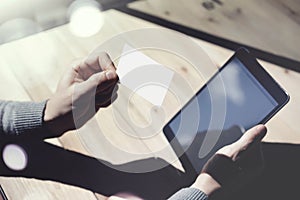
[129,0,300,63]
[0,9,299,199]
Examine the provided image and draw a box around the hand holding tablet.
[163,48,289,176]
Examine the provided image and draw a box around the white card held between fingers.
[117,44,174,106]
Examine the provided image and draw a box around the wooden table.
[129,0,300,63]
[0,9,300,200]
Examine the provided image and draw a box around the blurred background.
[0,0,299,70]
[0,1,299,200]
[0,0,136,43]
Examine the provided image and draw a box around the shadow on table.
[0,135,193,200]
[230,142,300,200]
[0,132,300,200]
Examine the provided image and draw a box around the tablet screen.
[167,57,278,172]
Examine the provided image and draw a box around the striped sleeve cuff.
[13,101,47,135]
[168,188,208,200]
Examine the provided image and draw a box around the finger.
[75,60,91,80]
[85,52,116,72]
[76,58,106,81]
[74,52,115,80]
[95,83,118,102]
[216,125,267,160]
[236,125,267,148]
[96,82,119,96]
[228,125,266,160]
[80,70,118,93]
[95,75,119,94]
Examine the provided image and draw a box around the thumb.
[236,124,267,147]
[230,125,267,161]
[217,125,267,161]
[80,70,117,92]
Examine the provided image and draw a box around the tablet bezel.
[163,48,289,177]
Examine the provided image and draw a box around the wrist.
[43,97,73,137]
[191,173,221,196]
[44,98,56,122]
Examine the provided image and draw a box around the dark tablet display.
[163,48,289,175]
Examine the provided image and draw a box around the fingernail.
[106,70,115,80]
[256,125,266,132]
[255,125,267,139]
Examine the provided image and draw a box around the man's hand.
[43,52,118,137]
[191,125,267,196]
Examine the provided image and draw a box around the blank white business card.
[117,44,174,106]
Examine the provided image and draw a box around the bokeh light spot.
[2,144,28,171]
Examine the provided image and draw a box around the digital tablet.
[163,48,289,176]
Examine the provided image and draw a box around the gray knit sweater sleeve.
[168,188,208,200]
[0,100,47,135]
